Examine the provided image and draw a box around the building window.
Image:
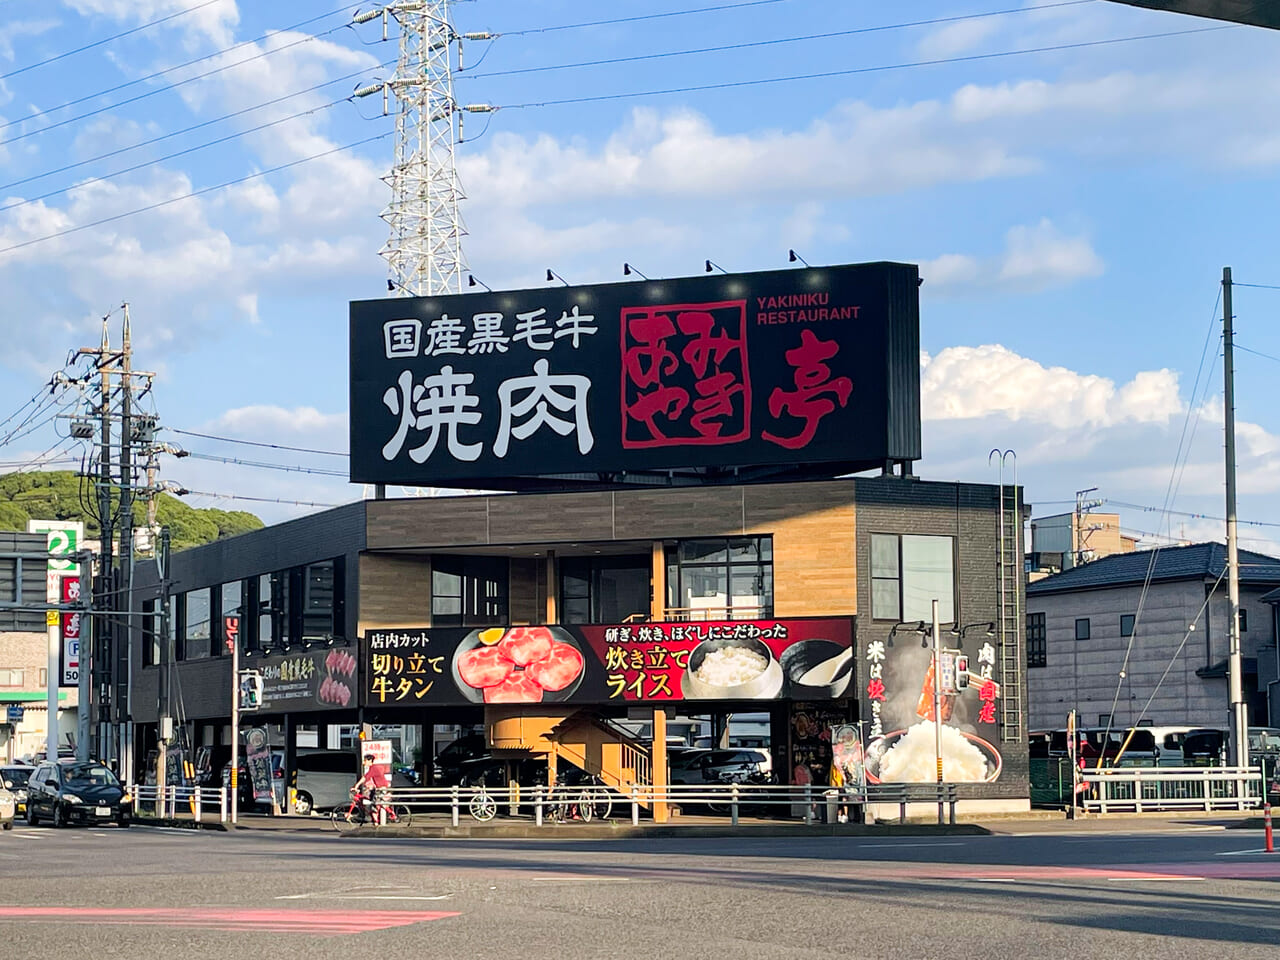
[1075,618,1091,641]
[871,533,955,623]
[1120,614,1135,638]
[38,668,46,688]
[0,669,23,687]
[665,538,772,620]
[300,563,337,640]
[257,571,290,650]
[181,588,212,660]
[1026,612,1046,668]
[1098,713,1111,727]
[1239,609,1248,633]
[560,556,650,625]
[432,556,508,627]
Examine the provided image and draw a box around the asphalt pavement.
[0,817,1276,958]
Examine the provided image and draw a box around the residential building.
[1025,542,1280,733]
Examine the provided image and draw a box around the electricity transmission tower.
[355,1,495,297]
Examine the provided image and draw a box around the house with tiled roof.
[1025,543,1280,731]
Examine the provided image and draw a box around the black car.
[26,760,130,828]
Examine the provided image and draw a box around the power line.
[168,428,347,457]
[0,0,224,82]
[182,450,349,478]
[0,24,359,150]
[0,3,363,142]
[0,60,393,195]
[499,0,797,37]
[1234,282,1280,290]
[0,94,362,217]
[465,1,1099,81]
[1234,343,1280,365]
[1105,498,1280,530]
[0,131,392,258]
[177,488,340,508]
[501,24,1231,110]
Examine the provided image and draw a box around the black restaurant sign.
[349,263,921,487]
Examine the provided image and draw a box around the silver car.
[0,786,14,830]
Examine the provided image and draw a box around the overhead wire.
[498,0,799,36]
[0,131,393,258]
[463,1,1100,82]
[182,450,349,478]
[499,24,1231,110]
[0,21,365,149]
[0,59,394,195]
[168,428,347,457]
[176,489,340,508]
[1097,285,1224,749]
[0,0,224,82]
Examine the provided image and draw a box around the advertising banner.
[365,618,854,707]
[59,576,81,686]
[252,644,359,714]
[349,263,921,487]
[861,634,1004,784]
[244,727,274,804]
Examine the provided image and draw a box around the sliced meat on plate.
[457,645,515,689]
[498,626,555,666]
[482,671,544,703]
[523,642,584,692]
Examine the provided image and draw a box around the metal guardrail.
[131,784,230,823]
[386,781,960,827]
[1080,765,1264,813]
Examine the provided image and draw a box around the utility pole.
[91,318,114,765]
[117,305,135,780]
[1223,267,1249,770]
[353,1,496,296]
[155,527,170,808]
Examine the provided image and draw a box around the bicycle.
[330,788,410,833]
[545,774,611,823]
[467,781,498,822]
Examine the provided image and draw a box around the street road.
[0,820,1276,958]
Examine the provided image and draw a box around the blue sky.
[2,0,1280,553]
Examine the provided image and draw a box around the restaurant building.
[131,262,1031,817]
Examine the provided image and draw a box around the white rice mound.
[693,646,768,686]
[877,720,989,783]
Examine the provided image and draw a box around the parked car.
[670,748,772,785]
[0,785,13,830]
[26,760,129,828]
[1,765,35,815]
[433,734,487,783]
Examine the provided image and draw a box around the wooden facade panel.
[358,554,431,632]
[367,499,489,549]
[613,487,744,540]
[488,492,613,543]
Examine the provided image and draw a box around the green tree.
[0,471,264,550]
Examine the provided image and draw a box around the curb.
[335,822,993,840]
[129,817,229,832]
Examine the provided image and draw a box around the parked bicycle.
[546,772,612,823]
[467,780,498,822]
[330,788,411,833]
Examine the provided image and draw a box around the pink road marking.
[0,907,460,936]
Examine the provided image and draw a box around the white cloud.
[917,19,999,59]
[921,345,1181,429]
[211,404,347,441]
[921,219,1103,295]
[64,0,239,48]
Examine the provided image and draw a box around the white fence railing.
[1080,765,1264,813]
[383,782,958,827]
[131,784,231,823]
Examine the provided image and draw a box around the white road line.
[275,893,454,901]
[531,876,633,882]
[973,878,1019,883]
[1216,848,1274,857]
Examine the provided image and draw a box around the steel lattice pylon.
[382,0,467,297]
